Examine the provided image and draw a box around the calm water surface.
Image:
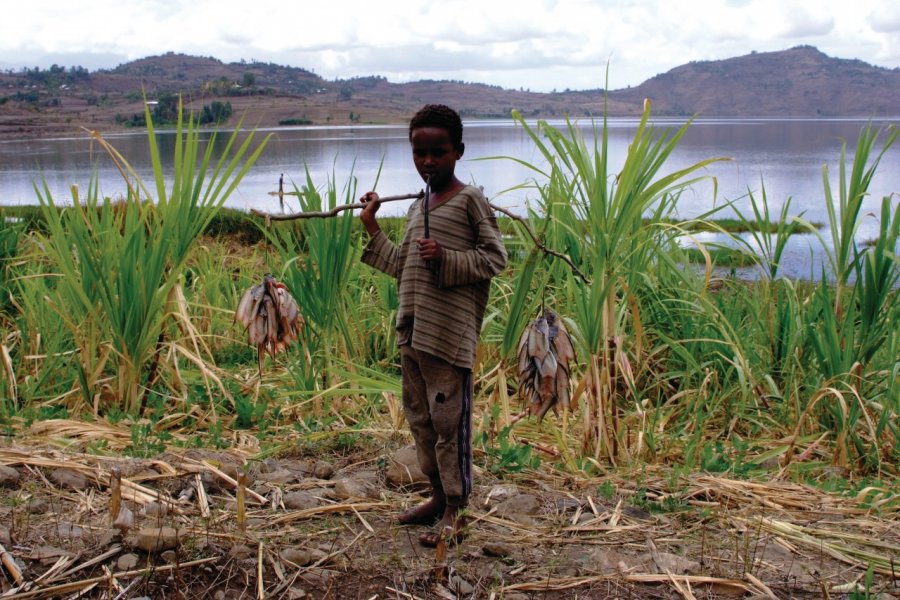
[1,117,898,278]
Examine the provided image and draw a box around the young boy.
[359,104,507,546]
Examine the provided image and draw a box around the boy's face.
[410,126,463,190]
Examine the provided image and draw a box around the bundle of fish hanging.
[234,274,303,372]
[516,308,576,420]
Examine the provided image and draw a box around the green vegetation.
[0,102,895,511]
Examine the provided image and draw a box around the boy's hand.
[415,237,442,262]
[359,191,381,235]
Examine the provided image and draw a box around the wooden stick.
[252,189,591,283]
[251,192,423,221]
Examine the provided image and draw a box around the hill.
[1,46,898,139]
[613,45,900,117]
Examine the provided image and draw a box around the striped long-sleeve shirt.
[361,185,507,369]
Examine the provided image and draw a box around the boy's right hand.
[359,191,381,235]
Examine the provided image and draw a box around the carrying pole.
[251,191,424,221]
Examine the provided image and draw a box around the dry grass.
[1,418,897,599]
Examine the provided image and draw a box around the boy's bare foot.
[419,506,467,547]
[397,496,445,526]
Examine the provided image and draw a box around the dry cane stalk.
[433,533,448,584]
[194,473,210,518]
[0,541,23,585]
[109,466,121,525]
[236,472,247,532]
[257,542,264,600]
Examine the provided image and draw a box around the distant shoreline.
[3,111,898,145]
[4,46,900,142]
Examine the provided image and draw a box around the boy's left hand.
[415,237,442,262]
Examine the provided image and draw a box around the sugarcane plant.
[505,99,728,463]
[33,99,269,415]
[792,124,899,471]
[261,167,362,395]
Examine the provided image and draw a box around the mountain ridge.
[1,45,898,139]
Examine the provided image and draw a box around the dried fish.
[235,274,303,372]
[516,309,576,420]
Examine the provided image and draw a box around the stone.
[586,548,628,574]
[283,491,320,511]
[554,497,581,513]
[160,550,178,563]
[56,522,85,539]
[30,545,75,563]
[622,505,652,520]
[385,445,428,487]
[229,544,255,560]
[113,505,135,532]
[495,493,540,517]
[27,497,49,514]
[281,548,313,566]
[332,472,380,500]
[482,541,514,558]
[0,524,11,546]
[143,501,168,517]
[645,551,701,575]
[483,484,519,506]
[133,527,182,553]
[0,465,20,487]
[448,575,475,596]
[577,511,597,524]
[117,553,140,570]
[97,528,121,548]
[299,569,335,588]
[259,469,297,485]
[312,462,334,480]
[50,468,89,491]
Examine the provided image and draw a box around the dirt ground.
[0,423,898,600]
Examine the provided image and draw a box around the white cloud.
[1,0,898,91]
[868,0,900,33]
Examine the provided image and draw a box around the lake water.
[1,117,898,279]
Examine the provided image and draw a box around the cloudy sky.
[2,0,899,92]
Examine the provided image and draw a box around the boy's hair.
[408,104,463,150]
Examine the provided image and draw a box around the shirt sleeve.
[437,192,507,288]
[361,229,400,279]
